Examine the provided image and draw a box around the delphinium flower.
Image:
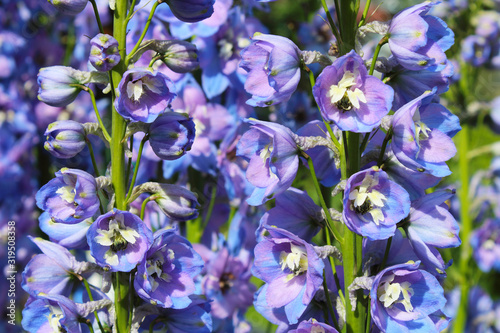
[87,209,153,272]
[470,219,500,272]
[313,50,394,133]
[387,1,454,70]
[371,261,447,332]
[195,242,255,324]
[43,120,86,159]
[343,166,410,240]
[240,33,302,107]
[148,111,196,160]
[258,188,324,242]
[89,33,121,72]
[37,66,91,107]
[253,227,324,324]
[236,119,299,206]
[38,212,92,249]
[162,0,215,23]
[134,227,204,308]
[36,168,100,224]
[47,0,89,16]
[114,68,176,123]
[391,90,460,177]
[461,35,491,67]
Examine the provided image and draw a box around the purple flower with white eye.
[114,68,176,123]
[240,33,302,107]
[470,219,500,272]
[371,262,447,333]
[289,319,339,333]
[343,166,410,240]
[163,0,215,23]
[36,168,100,224]
[89,33,121,72]
[87,209,153,272]
[38,212,92,249]
[259,188,323,242]
[134,227,203,308]
[391,91,459,177]
[149,111,196,160]
[313,50,394,133]
[44,120,86,159]
[236,119,299,206]
[252,227,324,324]
[387,2,454,70]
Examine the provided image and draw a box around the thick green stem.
[338,0,359,55]
[452,126,471,333]
[111,0,130,330]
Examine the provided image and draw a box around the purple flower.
[37,66,89,107]
[114,68,176,123]
[36,168,100,224]
[163,0,215,23]
[388,2,454,70]
[371,262,447,332]
[87,209,153,272]
[48,0,88,15]
[461,35,491,67]
[152,184,200,221]
[470,219,500,272]
[198,245,255,319]
[89,33,121,72]
[343,166,410,240]
[391,91,459,177]
[252,227,324,324]
[289,319,339,333]
[259,188,323,242]
[134,227,203,308]
[159,40,199,73]
[38,212,91,249]
[240,33,302,107]
[149,111,196,160]
[236,119,299,206]
[313,50,394,133]
[44,120,86,159]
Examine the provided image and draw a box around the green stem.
[320,0,341,43]
[323,272,340,331]
[87,322,95,333]
[306,155,343,243]
[86,139,101,177]
[82,278,106,333]
[85,88,112,142]
[452,126,471,333]
[369,36,388,76]
[376,129,392,167]
[125,135,147,203]
[125,2,159,66]
[338,0,359,55]
[111,0,130,329]
[89,0,105,34]
[140,195,154,221]
[379,236,392,272]
[358,0,372,27]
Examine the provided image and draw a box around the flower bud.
[89,34,121,72]
[164,0,215,23]
[153,184,199,221]
[159,40,199,73]
[37,66,91,107]
[44,120,86,159]
[48,0,88,15]
[149,112,195,160]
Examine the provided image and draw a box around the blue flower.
[371,261,447,332]
[36,168,100,224]
[134,227,204,308]
[240,33,302,107]
[89,33,121,72]
[44,120,86,159]
[149,111,196,160]
[87,209,153,272]
[343,166,410,240]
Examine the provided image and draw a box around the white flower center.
[95,215,140,265]
[146,248,174,292]
[378,274,414,312]
[259,143,273,162]
[279,244,308,282]
[348,172,387,225]
[328,71,367,110]
[56,185,76,204]
[47,305,64,332]
[126,76,162,101]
